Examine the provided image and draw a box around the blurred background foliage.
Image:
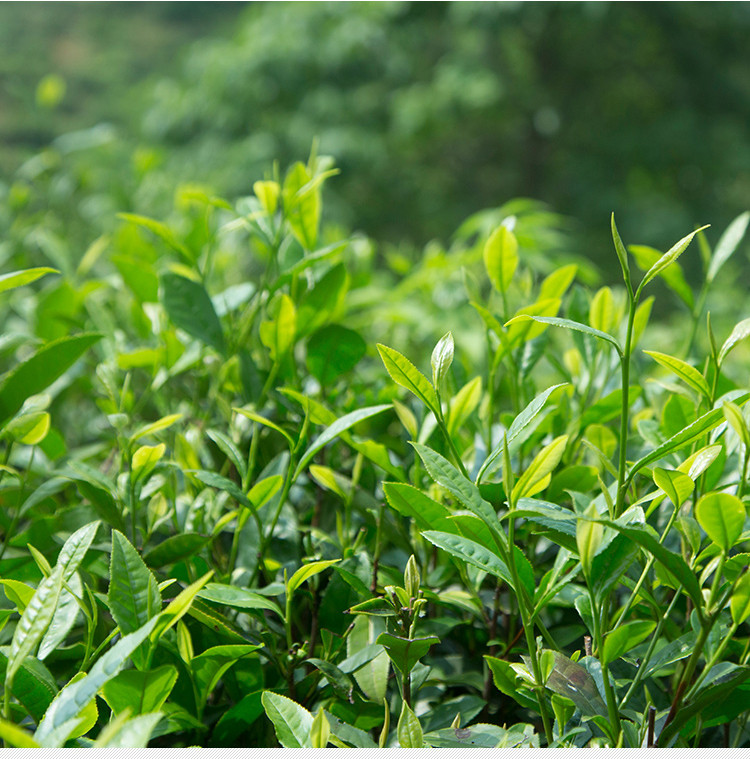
[2,1,750,279]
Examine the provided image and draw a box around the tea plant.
[0,154,749,747]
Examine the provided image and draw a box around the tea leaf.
[161,272,225,354]
[35,617,158,743]
[504,315,622,356]
[101,665,178,715]
[707,211,750,283]
[644,350,710,399]
[422,531,512,586]
[295,403,391,475]
[0,267,58,294]
[431,332,454,389]
[484,225,518,294]
[512,435,567,501]
[695,492,745,553]
[601,621,655,665]
[652,467,694,508]
[377,343,438,414]
[397,700,424,748]
[479,383,566,482]
[719,317,750,366]
[198,583,283,618]
[261,690,313,748]
[637,225,708,294]
[5,565,64,692]
[307,324,366,385]
[287,559,340,596]
[610,213,631,291]
[0,333,101,428]
[376,633,439,677]
[731,573,750,625]
[447,376,482,437]
[233,408,295,449]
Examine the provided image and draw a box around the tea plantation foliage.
[1,145,750,748]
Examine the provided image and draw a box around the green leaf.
[589,286,615,332]
[719,317,750,366]
[422,531,512,586]
[546,653,608,718]
[629,405,730,483]
[348,597,396,617]
[0,333,101,429]
[233,409,295,450]
[590,533,638,602]
[594,518,703,609]
[0,579,36,612]
[5,565,64,692]
[610,213,632,292]
[295,403,391,476]
[132,443,165,478]
[198,583,284,618]
[695,492,746,553]
[143,533,209,568]
[412,443,499,530]
[347,615,389,703]
[310,708,331,748]
[0,648,57,722]
[431,332,454,389]
[731,572,750,625]
[56,520,100,579]
[707,211,750,283]
[629,244,693,307]
[0,267,58,295]
[161,272,225,354]
[132,413,183,442]
[153,571,213,640]
[192,644,260,709]
[397,700,424,748]
[512,435,567,501]
[259,293,296,361]
[478,383,566,482]
[376,633,439,677]
[206,429,247,481]
[93,712,163,748]
[108,530,162,636]
[652,467,695,508]
[383,482,451,532]
[576,505,603,579]
[601,621,655,665]
[283,161,322,250]
[35,617,158,744]
[644,350,710,399]
[483,225,518,294]
[0,718,40,748]
[118,212,193,262]
[38,573,83,660]
[261,690,313,748]
[638,225,708,293]
[101,665,178,715]
[724,401,750,448]
[504,315,622,356]
[377,343,438,414]
[307,325,366,385]
[447,376,482,437]
[287,559,340,596]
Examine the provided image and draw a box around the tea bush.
[1,153,750,748]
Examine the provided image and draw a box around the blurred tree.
[140,1,750,273]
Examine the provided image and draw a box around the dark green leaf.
[375,633,439,677]
[0,334,101,428]
[161,272,225,354]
